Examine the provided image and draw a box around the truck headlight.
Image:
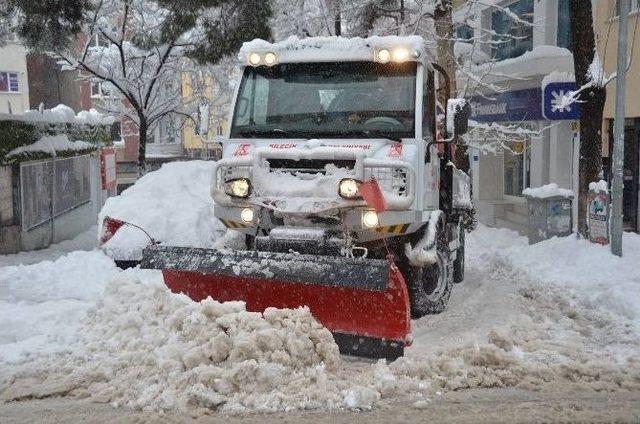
[225,178,251,198]
[338,178,361,199]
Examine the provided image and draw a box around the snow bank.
[468,225,640,328]
[7,135,93,157]
[99,161,226,259]
[523,183,573,199]
[22,104,114,125]
[0,251,120,363]
[1,277,342,413]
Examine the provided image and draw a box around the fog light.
[377,48,391,63]
[240,208,254,223]
[248,52,262,66]
[362,210,379,228]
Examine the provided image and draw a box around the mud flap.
[141,246,412,360]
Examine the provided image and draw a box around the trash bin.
[523,192,573,244]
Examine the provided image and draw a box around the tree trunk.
[569,0,607,237]
[434,0,469,172]
[137,115,148,176]
[332,0,341,36]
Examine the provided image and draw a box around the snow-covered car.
[98,161,225,268]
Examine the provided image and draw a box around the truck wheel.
[406,226,453,318]
[453,221,465,284]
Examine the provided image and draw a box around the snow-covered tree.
[8,0,271,171]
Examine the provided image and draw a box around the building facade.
[180,68,229,160]
[0,40,29,114]
[456,0,578,235]
[594,0,640,232]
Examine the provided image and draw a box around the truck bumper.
[213,205,428,240]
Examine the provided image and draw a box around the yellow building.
[594,1,640,231]
[180,69,230,159]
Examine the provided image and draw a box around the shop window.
[504,139,530,196]
[557,0,572,52]
[0,71,20,93]
[455,24,474,41]
[491,0,534,61]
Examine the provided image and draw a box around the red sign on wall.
[101,147,117,190]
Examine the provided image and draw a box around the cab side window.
[422,68,435,139]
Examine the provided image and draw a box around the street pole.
[611,0,629,256]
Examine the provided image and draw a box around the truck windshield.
[230,61,417,139]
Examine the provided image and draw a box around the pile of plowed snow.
[1,277,344,413]
[0,250,121,364]
[99,161,230,260]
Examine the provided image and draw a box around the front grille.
[366,167,409,197]
[266,158,356,174]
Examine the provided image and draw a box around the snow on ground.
[1,162,639,414]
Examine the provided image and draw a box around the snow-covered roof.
[239,35,432,65]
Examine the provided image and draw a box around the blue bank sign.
[542,82,580,120]
[469,88,542,122]
[469,85,580,123]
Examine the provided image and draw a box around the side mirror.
[196,101,210,136]
[446,98,471,137]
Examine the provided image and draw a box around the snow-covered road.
[1,161,639,419]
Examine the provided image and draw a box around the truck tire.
[453,221,465,284]
[405,225,453,318]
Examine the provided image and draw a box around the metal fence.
[20,155,91,230]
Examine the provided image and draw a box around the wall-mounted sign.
[468,88,542,122]
[542,82,581,120]
[101,147,117,191]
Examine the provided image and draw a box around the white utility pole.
[611,0,629,256]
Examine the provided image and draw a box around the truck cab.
[211,36,471,320]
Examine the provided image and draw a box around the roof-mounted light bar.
[246,52,278,67]
[375,47,420,63]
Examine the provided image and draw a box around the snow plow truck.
[127,36,472,359]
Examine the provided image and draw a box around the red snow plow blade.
[141,246,411,359]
